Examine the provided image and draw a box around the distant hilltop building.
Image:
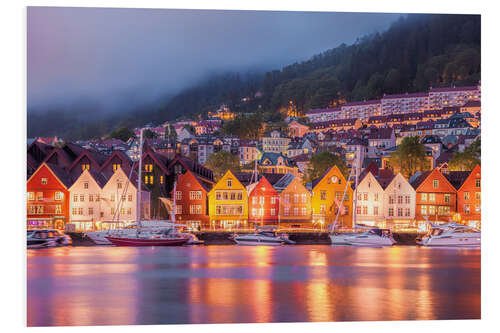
[207,104,235,121]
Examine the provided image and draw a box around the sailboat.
[329,153,395,247]
[105,129,190,247]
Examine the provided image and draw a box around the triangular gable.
[312,165,347,190]
[103,166,137,192]
[249,176,278,197]
[414,168,457,193]
[457,164,481,192]
[27,162,71,190]
[68,151,102,172]
[385,173,414,193]
[357,171,384,192]
[69,169,105,191]
[210,170,245,193]
[177,169,211,193]
[99,150,132,173]
[42,149,73,169]
[282,175,310,195]
[136,151,170,175]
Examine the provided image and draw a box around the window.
[362,206,368,215]
[252,197,257,204]
[54,191,63,201]
[356,206,361,215]
[145,164,153,172]
[78,207,83,215]
[271,208,276,216]
[112,164,120,172]
[405,208,410,216]
[284,207,289,216]
[357,193,362,201]
[464,192,470,200]
[89,194,93,202]
[475,192,481,200]
[28,192,35,201]
[429,193,436,202]
[397,195,403,204]
[301,207,307,216]
[176,191,182,200]
[223,192,228,200]
[41,178,47,185]
[271,196,278,204]
[251,208,257,216]
[216,192,221,200]
[88,207,93,215]
[320,191,326,200]
[259,196,265,204]
[335,192,342,202]
[83,182,89,189]
[96,194,100,202]
[344,193,349,202]
[111,207,116,215]
[227,179,232,187]
[444,194,451,203]
[117,182,122,189]
[421,205,427,215]
[121,195,126,201]
[82,164,90,171]
[421,193,427,202]
[37,192,43,201]
[374,193,379,202]
[160,176,164,184]
[464,204,470,214]
[320,204,326,214]
[405,195,410,204]
[293,194,299,203]
[284,194,290,203]
[397,207,403,216]
[433,179,439,188]
[389,207,394,217]
[475,204,480,213]
[293,207,299,216]
[230,192,236,200]
[71,207,77,215]
[237,192,243,200]
[80,194,85,202]
[55,205,62,214]
[127,208,131,215]
[301,193,307,203]
[175,205,182,214]
[475,179,480,188]
[190,191,202,200]
[190,205,202,214]
[389,195,395,204]
[110,194,115,202]
[363,193,368,201]
[373,206,379,215]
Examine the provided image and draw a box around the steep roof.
[444,171,470,190]
[409,171,432,190]
[44,163,75,189]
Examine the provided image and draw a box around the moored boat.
[233,230,284,246]
[418,222,480,247]
[105,228,190,246]
[27,229,72,249]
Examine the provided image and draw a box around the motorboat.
[27,229,72,249]
[85,220,177,245]
[418,222,480,247]
[331,228,396,247]
[105,228,190,247]
[233,230,285,246]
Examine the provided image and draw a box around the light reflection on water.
[27,245,480,326]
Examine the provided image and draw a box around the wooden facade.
[174,170,211,230]
[248,176,280,226]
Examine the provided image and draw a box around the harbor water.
[27,245,480,326]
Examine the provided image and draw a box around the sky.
[27,7,402,113]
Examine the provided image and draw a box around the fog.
[27,7,401,114]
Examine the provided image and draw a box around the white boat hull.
[234,236,283,246]
[330,233,357,245]
[420,233,481,247]
[346,236,396,247]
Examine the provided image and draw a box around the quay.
[66,231,424,246]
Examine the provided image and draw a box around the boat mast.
[137,129,144,233]
[171,178,177,224]
[352,151,359,230]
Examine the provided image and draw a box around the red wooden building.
[173,170,212,230]
[411,168,457,227]
[27,163,74,230]
[248,175,280,226]
[456,165,481,228]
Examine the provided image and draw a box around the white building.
[305,107,342,123]
[101,167,151,224]
[383,173,416,229]
[355,172,385,226]
[341,100,382,121]
[262,130,291,156]
[381,92,429,115]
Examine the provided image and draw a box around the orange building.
[274,173,312,228]
[27,163,73,230]
[248,175,280,226]
[174,170,212,230]
[411,168,457,228]
[455,165,481,228]
[311,165,353,228]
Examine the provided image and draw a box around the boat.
[418,222,481,247]
[27,229,72,249]
[339,227,396,246]
[233,230,284,246]
[86,220,178,245]
[105,228,190,246]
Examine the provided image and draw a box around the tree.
[449,137,481,171]
[389,136,428,178]
[205,151,241,181]
[183,124,195,133]
[108,126,135,142]
[143,129,158,139]
[305,152,348,183]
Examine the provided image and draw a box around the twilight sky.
[27,7,402,113]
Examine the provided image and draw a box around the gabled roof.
[444,171,471,190]
[409,171,432,190]
[311,165,346,189]
[68,149,108,172]
[41,147,75,169]
[368,127,394,140]
[45,163,75,189]
[259,152,293,167]
[167,155,214,182]
[272,173,297,192]
[139,150,170,175]
[99,150,133,171]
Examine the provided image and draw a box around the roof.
[233,172,258,187]
[44,163,75,188]
[409,171,431,190]
[306,107,341,115]
[444,171,470,190]
[342,99,381,107]
[462,100,481,108]
[383,92,428,99]
[272,173,296,192]
[368,127,394,140]
[88,169,109,188]
[259,152,293,167]
[290,153,310,163]
[429,85,479,93]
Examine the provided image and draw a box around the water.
[27,245,480,326]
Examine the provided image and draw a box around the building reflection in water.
[27,245,481,326]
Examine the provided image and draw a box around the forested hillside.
[27,13,480,140]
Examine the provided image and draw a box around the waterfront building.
[67,149,108,180]
[355,171,386,227]
[411,168,457,229]
[449,165,481,228]
[274,173,312,228]
[99,150,133,179]
[262,130,291,155]
[101,166,151,224]
[174,170,212,230]
[27,163,73,230]
[383,172,417,230]
[27,140,53,179]
[138,150,171,218]
[248,175,280,226]
[311,165,353,228]
[208,170,249,230]
[68,169,108,231]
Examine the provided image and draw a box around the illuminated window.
[475,192,481,200]
[429,193,436,202]
[128,194,132,202]
[113,164,121,172]
[127,208,131,215]
[36,192,43,201]
[475,179,480,188]
[433,179,439,188]
[120,208,125,215]
[80,194,84,202]
[259,196,265,204]
[176,191,182,200]
[175,205,182,214]
[82,164,90,171]
[145,164,153,172]
[28,192,35,201]
[421,193,427,202]
[41,178,47,185]
[160,175,164,184]
[96,194,100,202]
[444,194,451,203]
[54,191,63,201]
[71,207,77,215]
[293,207,299,216]
[301,194,306,203]
[55,205,62,214]
[89,194,93,202]
[284,207,289,216]
[464,204,470,214]
[271,208,276,216]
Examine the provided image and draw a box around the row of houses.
[306,84,481,123]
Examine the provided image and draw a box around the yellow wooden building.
[311,165,354,228]
[208,170,248,230]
